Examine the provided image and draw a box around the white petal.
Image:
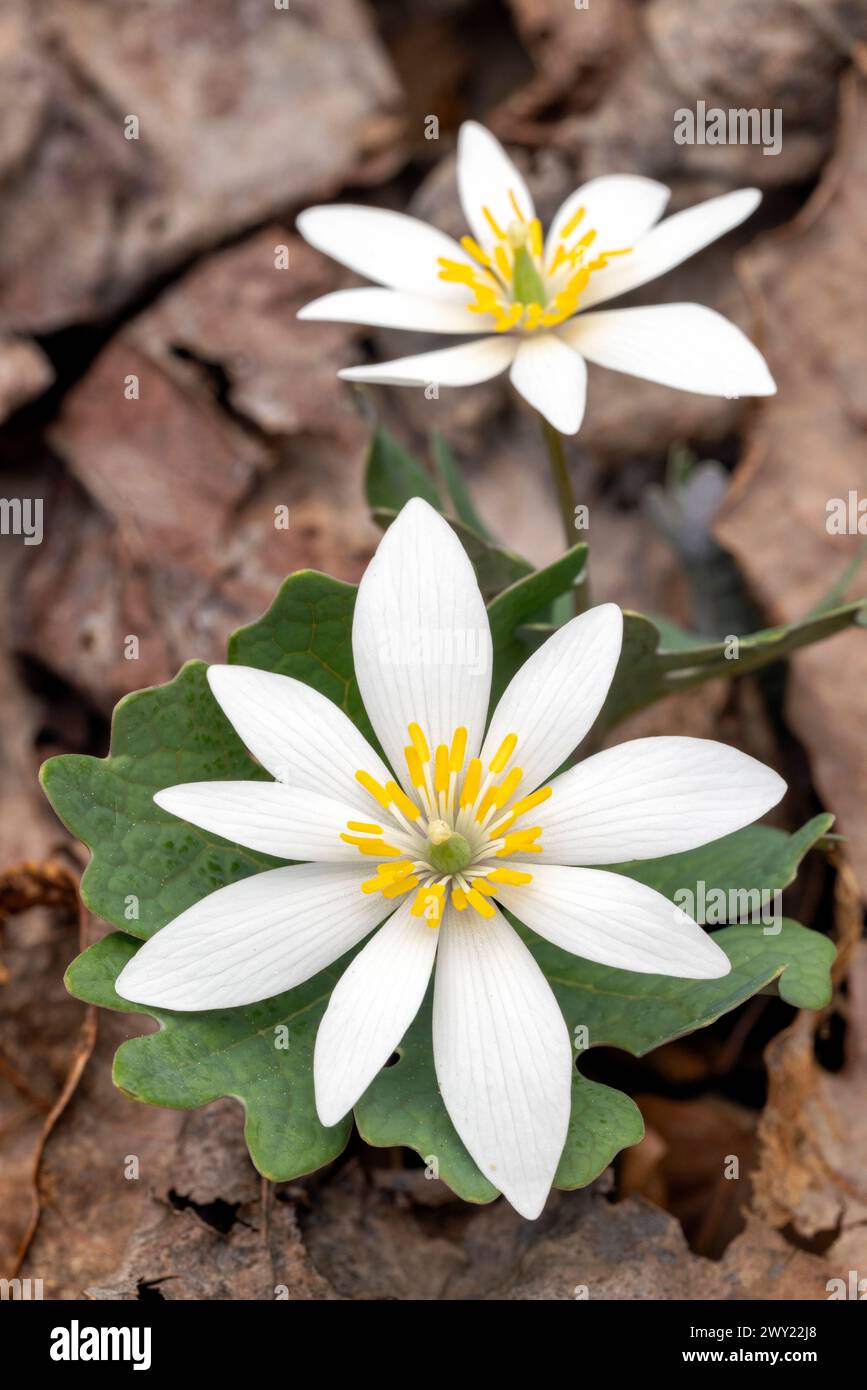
[115,863,391,1010]
[561,304,776,398]
[432,901,572,1219]
[296,204,473,301]
[533,737,787,866]
[494,863,730,978]
[481,603,622,793]
[578,187,762,310]
[339,335,516,388]
[457,121,536,254]
[154,782,380,863]
[352,498,493,785]
[509,334,587,434]
[206,665,391,810]
[314,898,438,1125]
[298,287,479,334]
[545,174,670,262]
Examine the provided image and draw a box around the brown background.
[1,0,866,1299]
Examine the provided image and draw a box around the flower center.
[436,190,631,334]
[340,722,552,927]
[426,821,472,874]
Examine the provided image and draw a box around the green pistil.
[511,245,546,308]
[426,822,472,875]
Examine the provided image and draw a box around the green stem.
[540,415,577,550]
[539,415,591,615]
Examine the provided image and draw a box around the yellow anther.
[346,820,382,834]
[434,744,450,795]
[509,785,552,818]
[361,862,414,893]
[460,236,492,267]
[382,875,420,899]
[489,733,518,774]
[449,726,468,773]
[377,860,416,883]
[483,206,507,240]
[494,767,523,805]
[528,218,543,258]
[460,757,482,807]
[355,769,392,809]
[404,747,425,788]
[508,189,526,224]
[494,245,511,280]
[411,882,445,927]
[465,886,496,918]
[341,835,402,857]
[386,780,421,821]
[496,828,543,857]
[437,258,480,286]
[408,722,430,762]
[560,205,586,240]
[487,866,534,886]
[524,303,545,330]
[470,877,496,895]
[452,887,469,910]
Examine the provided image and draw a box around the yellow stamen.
[470,877,496,895]
[483,205,507,240]
[386,780,421,822]
[494,245,511,280]
[560,205,586,240]
[383,875,420,899]
[509,785,552,818]
[449,726,468,773]
[528,218,543,258]
[434,744,450,795]
[411,882,445,927]
[487,866,534,886]
[361,861,415,892]
[405,746,425,788]
[477,768,523,823]
[452,887,469,910]
[460,235,491,268]
[346,820,382,834]
[408,722,430,762]
[341,835,402,857]
[508,189,526,224]
[355,770,392,809]
[489,733,518,774]
[465,886,496,918]
[496,827,543,857]
[460,757,482,807]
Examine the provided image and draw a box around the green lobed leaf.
[600,600,867,727]
[486,542,588,705]
[65,933,353,1180]
[430,431,493,539]
[365,427,441,513]
[611,814,834,916]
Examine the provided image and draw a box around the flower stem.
[539,416,577,550]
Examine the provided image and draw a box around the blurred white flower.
[295,122,776,434]
[118,500,785,1218]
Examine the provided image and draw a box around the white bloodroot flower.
[295,122,776,434]
[118,500,785,1218]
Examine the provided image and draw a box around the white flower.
[295,122,776,435]
[117,500,785,1218]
